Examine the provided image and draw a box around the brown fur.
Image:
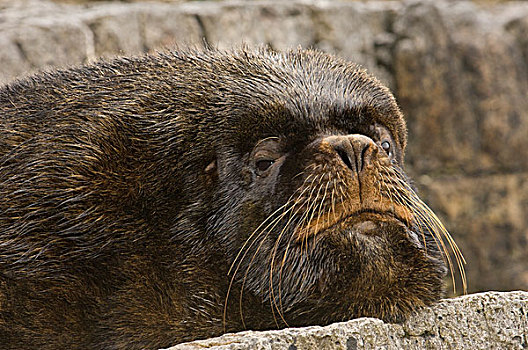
[0,48,447,349]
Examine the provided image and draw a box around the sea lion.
[0,48,465,349]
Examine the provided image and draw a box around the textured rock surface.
[393,1,528,175]
[0,0,527,294]
[391,0,528,293]
[166,291,528,350]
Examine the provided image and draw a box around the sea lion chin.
[0,47,464,349]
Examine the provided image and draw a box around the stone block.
[192,2,315,51]
[0,33,32,83]
[310,1,400,88]
[416,173,528,293]
[83,5,145,57]
[140,5,203,51]
[168,291,528,350]
[393,1,528,175]
[3,20,93,76]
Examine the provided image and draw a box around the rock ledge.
[167,291,528,350]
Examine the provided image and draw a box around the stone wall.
[168,291,528,350]
[1,0,527,293]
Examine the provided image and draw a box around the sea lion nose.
[324,135,377,173]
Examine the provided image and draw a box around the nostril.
[336,148,354,171]
[359,143,370,172]
[325,135,375,174]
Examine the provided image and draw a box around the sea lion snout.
[323,134,379,174]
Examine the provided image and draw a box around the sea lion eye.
[381,141,392,156]
[252,137,281,174]
[256,159,274,172]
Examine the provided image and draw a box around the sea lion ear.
[204,159,218,184]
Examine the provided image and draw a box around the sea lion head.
[179,48,463,327]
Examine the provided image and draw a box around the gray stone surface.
[166,291,528,350]
[310,1,400,88]
[393,1,528,175]
[418,173,528,292]
[193,2,316,51]
[0,0,527,295]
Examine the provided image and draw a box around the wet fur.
[1,48,448,349]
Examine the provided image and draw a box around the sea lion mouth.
[340,212,424,248]
[294,206,413,242]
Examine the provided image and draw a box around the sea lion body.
[0,49,450,349]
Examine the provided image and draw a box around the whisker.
[239,205,294,329]
[223,199,295,330]
[380,167,467,294]
[268,193,308,326]
[226,171,319,329]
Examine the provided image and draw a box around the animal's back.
[0,53,222,349]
